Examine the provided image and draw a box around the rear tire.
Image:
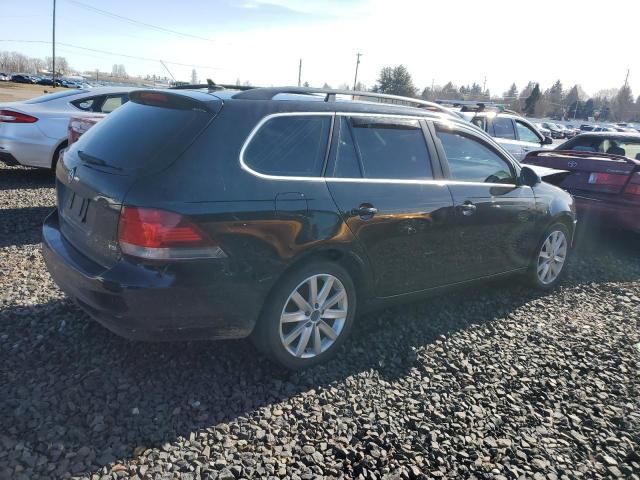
[528,223,570,289]
[251,261,356,370]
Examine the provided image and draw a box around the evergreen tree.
[373,65,417,97]
[524,83,541,115]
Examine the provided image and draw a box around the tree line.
[369,65,639,123]
[0,50,70,76]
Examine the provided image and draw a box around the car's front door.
[431,120,538,281]
[514,118,546,157]
[325,115,457,297]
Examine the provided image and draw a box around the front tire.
[252,262,356,370]
[528,223,570,289]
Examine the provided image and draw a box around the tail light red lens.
[0,109,38,123]
[118,207,226,260]
[624,173,640,196]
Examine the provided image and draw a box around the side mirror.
[519,166,541,187]
[542,136,554,145]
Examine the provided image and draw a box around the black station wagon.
[42,86,576,369]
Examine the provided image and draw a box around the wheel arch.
[51,139,68,171]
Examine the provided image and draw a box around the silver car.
[459,112,554,161]
[0,87,134,169]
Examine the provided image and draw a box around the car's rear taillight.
[624,173,640,196]
[117,207,226,260]
[0,109,38,123]
[587,172,628,186]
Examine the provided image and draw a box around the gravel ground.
[0,163,639,480]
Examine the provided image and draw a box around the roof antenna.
[206,78,216,89]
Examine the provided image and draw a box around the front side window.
[492,117,516,140]
[435,125,516,184]
[244,115,331,177]
[516,120,541,144]
[347,116,433,179]
[101,95,127,113]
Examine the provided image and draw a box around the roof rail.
[232,87,458,117]
[436,99,517,115]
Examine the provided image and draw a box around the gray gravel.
[0,163,639,480]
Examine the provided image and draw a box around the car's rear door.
[431,120,538,280]
[325,115,456,297]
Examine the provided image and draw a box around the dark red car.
[524,132,640,233]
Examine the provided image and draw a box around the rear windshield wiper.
[77,151,122,171]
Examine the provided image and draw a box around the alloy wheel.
[279,274,348,358]
[537,230,568,285]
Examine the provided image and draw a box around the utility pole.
[160,60,176,83]
[95,69,98,82]
[297,58,302,87]
[623,69,630,89]
[52,0,56,88]
[352,53,362,91]
[482,76,487,96]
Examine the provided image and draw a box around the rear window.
[23,90,89,104]
[244,115,331,177]
[71,100,213,173]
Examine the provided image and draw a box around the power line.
[62,0,216,43]
[0,39,220,69]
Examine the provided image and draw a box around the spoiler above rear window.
[129,90,221,113]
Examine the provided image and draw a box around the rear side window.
[492,117,516,139]
[328,116,362,178]
[435,125,515,184]
[244,115,331,177]
[347,116,433,179]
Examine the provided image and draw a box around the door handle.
[459,201,477,216]
[351,205,378,218]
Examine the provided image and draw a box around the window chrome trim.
[238,111,517,188]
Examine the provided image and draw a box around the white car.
[0,87,135,169]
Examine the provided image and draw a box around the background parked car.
[455,109,554,160]
[10,74,34,84]
[0,87,134,170]
[523,132,640,233]
[36,77,63,87]
[540,122,565,139]
[564,124,579,138]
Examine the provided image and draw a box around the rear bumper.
[0,129,57,169]
[575,196,640,233]
[42,210,267,341]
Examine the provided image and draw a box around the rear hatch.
[523,150,640,195]
[56,90,221,267]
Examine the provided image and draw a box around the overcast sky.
[1,0,638,97]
